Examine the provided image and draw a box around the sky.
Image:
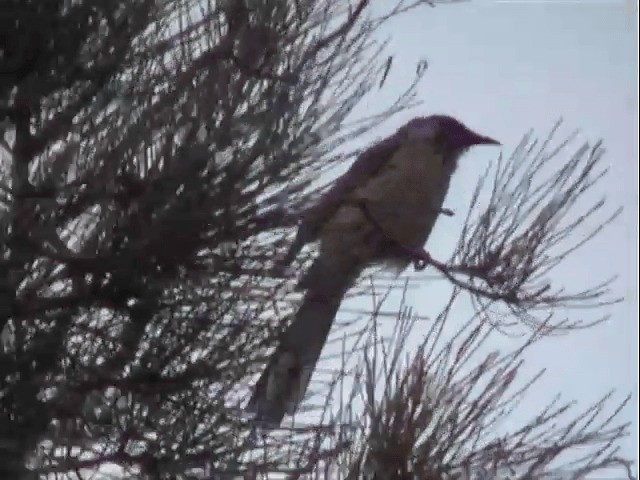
[326,0,637,475]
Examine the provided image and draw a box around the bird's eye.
[432,130,448,149]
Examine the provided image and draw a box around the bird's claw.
[414,258,427,271]
[407,247,432,271]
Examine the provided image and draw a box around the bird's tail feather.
[246,256,359,427]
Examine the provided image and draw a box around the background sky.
[328,0,637,474]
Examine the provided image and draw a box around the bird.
[246,114,500,426]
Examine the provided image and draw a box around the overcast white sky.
[328,0,637,474]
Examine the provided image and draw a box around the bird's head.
[403,115,500,166]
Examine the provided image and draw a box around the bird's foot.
[400,245,433,271]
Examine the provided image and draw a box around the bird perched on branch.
[246,115,500,426]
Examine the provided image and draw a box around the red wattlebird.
[246,115,500,426]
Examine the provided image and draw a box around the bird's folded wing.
[276,129,407,269]
[299,130,407,240]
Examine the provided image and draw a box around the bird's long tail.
[246,255,359,427]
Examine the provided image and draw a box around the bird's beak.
[471,133,501,146]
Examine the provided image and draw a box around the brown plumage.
[246,115,500,426]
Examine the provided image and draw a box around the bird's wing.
[309,135,405,225]
[277,130,406,267]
